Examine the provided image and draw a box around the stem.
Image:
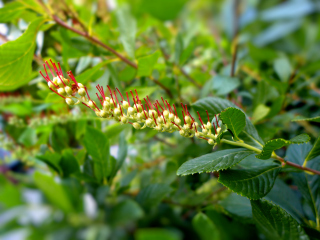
[52,15,137,69]
[220,139,320,176]
[230,0,240,77]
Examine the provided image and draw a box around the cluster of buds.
[40,60,222,147]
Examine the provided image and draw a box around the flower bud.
[194,122,199,128]
[57,78,66,88]
[78,83,84,88]
[122,101,129,109]
[88,100,96,109]
[95,110,101,117]
[157,117,164,124]
[65,97,75,105]
[48,81,56,89]
[100,110,109,118]
[174,117,181,125]
[128,107,135,115]
[114,108,121,116]
[149,110,158,118]
[216,127,221,134]
[121,116,128,124]
[137,104,143,112]
[183,124,190,130]
[155,125,162,131]
[179,130,185,137]
[206,122,212,129]
[163,110,169,118]
[169,113,175,121]
[58,88,66,96]
[78,88,86,97]
[103,101,110,110]
[52,76,59,85]
[202,128,208,134]
[195,132,201,138]
[146,118,154,127]
[65,86,73,95]
[208,139,215,145]
[133,122,141,129]
[184,115,191,124]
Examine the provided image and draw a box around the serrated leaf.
[265,179,304,223]
[219,193,252,221]
[192,97,264,148]
[305,136,320,162]
[256,134,310,160]
[251,199,309,240]
[218,163,281,199]
[177,149,253,176]
[219,107,246,141]
[292,116,320,123]
[0,17,46,90]
[84,126,111,183]
[137,51,160,77]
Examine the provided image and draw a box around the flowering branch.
[40,60,222,147]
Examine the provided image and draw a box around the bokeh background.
[1,0,320,239]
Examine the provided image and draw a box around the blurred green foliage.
[1,0,320,239]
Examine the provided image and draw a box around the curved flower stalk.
[40,60,222,147]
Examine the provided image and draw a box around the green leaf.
[218,163,281,199]
[265,179,304,223]
[212,75,240,95]
[109,199,144,226]
[287,144,320,222]
[137,51,160,77]
[135,228,181,240]
[256,134,310,160]
[219,193,252,221]
[18,127,37,147]
[116,5,136,59]
[34,171,74,212]
[36,151,62,174]
[114,132,127,174]
[60,149,80,177]
[177,149,254,176]
[251,199,309,240]
[252,104,270,124]
[305,136,320,162]
[104,122,131,139]
[77,60,114,84]
[274,57,292,82]
[219,107,246,141]
[136,183,172,209]
[0,1,25,23]
[192,212,220,240]
[0,17,46,90]
[292,116,320,123]
[84,126,111,182]
[192,97,264,148]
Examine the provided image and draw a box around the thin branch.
[52,15,137,69]
[230,0,240,77]
[149,76,173,99]
[275,156,320,175]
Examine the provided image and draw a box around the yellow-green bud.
[48,81,56,89]
[100,110,109,118]
[133,122,141,129]
[137,104,143,112]
[208,139,215,145]
[202,128,208,134]
[146,118,154,127]
[122,101,129,109]
[95,110,101,117]
[114,108,121,116]
[206,122,212,129]
[78,88,86,97]
[195,132,201,138]
[163,110,169,118]
[66,97,75,105]
[179,130,185,136]
[157,117,164,124]
[185,115,191,124]
[103,101,110,110]
[58,88,66,96]
[183,124,190,130]
[78,83,84,88]
[57,77,66,88]
[128,107,135,115]
[149,110,158,118]
[65,86,73,95]
[88,100,96,109]
[169,113,175,121]
[155,125,162,131]
[52,77,59,85]
[216,127,221,134]
[175,117,181,125]
[121,116,128,124]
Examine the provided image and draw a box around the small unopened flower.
[40,60,223,147]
